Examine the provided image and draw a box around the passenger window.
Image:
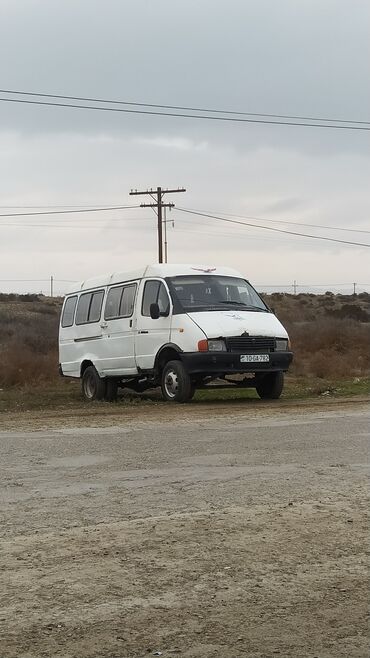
[75,293,91,325]
[142,280,170,317]
[61,295,77,328]
[120,285,136,317]
[89,291,104,323]
[76,290,104,325]
[105,286,123,320]
[158,283,170,315]
[105,284,137,320]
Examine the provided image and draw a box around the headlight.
[208,339,227,352]
[275,338,288,351]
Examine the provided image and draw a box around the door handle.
[100,322,108,329]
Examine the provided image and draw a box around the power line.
[0,205,140,218]
[1,88,369,126]
[181,207,370,235]
[1,96,370,131]
[0,219,152,229]
[175,207,370,248]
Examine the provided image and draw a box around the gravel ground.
[0,401,369,658]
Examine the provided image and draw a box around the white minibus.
[59,264,293,402]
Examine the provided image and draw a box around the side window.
[142,280,170,317]
[105,286,123,320]
[89,291,104,323]
[76,293,91,325]
[158,283,170,315]
[61,295,77,328]
[105,284,137,320]
[76,290,104,325]
[120,285,136,317]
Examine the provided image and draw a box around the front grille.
[226,336,275,353]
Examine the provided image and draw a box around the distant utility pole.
[50,275,54,298]
[129,186,186,263]
[293,280,297,294]
[353,282,357,295]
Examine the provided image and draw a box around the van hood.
[187,310,288,339]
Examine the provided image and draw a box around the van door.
[99,282,138,376]
[135,279,171,370]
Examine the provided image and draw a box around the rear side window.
[142,280,170,317]
[75,290,104,325]
[105,284,137,320]
[61,296,77,328]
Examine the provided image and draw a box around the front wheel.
[161,360,194,403]
[256,371,284,400]
[82,366,106,401]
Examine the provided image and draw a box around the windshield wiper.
[218,300,268,312]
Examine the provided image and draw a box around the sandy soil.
[0,402,369,658]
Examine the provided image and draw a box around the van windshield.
[166,275,269,313]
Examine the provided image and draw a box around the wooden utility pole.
[129,186,186,263]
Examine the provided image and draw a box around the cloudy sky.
[0,0,369,295]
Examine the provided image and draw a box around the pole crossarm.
[129,186,186,263]
[140,203,175,208]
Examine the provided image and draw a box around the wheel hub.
[84,374,96,399]
[164,370,179,398]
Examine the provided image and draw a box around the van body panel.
[169,314,207,352]
[187,310,288,340]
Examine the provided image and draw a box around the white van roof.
[73,264,243,293]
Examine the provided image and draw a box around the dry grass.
[0,292,369,389]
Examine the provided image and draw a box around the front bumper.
[181,351,293,375]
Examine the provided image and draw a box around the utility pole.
[129,186,186,263]
[50,275,54,298]
[293,280,297,295]
[353,282,357,295]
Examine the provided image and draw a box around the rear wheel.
[161,360,194,403]
[256,371,284,400]
[82,366,106,401]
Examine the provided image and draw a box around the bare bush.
[288,318,370,379]
[0,342,59,388]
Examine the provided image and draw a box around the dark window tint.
[142,280,169,317]
[76,290,104,325]
[105,286,122,319]
[105,284,136,320]
[61,296,77,328]
[76,293,91,324]
[158,284,170,315]
[89,291,104,322]
[120,285,136,317]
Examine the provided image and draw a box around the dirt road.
[0,401,369,658]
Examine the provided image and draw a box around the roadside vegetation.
[0,291,369,410]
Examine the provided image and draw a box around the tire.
[105,378,118,402]
[82,365,106,401]
[161,360,194,403]
[256,371,284,400]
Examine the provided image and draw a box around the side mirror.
[150,302,160,320]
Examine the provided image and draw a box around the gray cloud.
[0,0,369,294]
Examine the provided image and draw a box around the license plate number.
[240,354,270,363]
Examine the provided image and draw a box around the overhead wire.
[0,205,140,218]
[1,96,369,131]
[175,207,370,248]
[1,88,369,125]
[180,207,370,235]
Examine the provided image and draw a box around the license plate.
[240,354,270,363]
